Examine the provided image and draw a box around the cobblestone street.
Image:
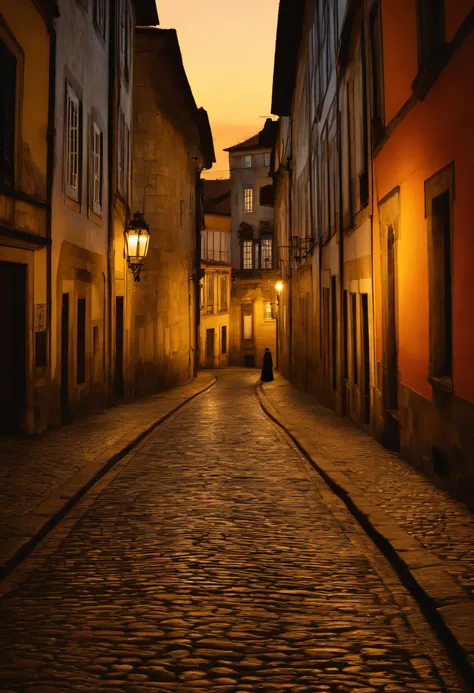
[0,370,470,692]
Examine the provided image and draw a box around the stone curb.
[256,382,474,686]
[0,377,217,582]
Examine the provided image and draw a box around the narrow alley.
[0,371,469,692]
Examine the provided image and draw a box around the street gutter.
[0,377,217,582]
[256,380,474,687]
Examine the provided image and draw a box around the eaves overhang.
[271,0,305,116]
[133,0,159,27]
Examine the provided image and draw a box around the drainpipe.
[194,165,203,378]
[106,1,117,404]
[288,154,293,384]
[46,13,57,424]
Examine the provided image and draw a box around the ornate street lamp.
[125,212,150,283]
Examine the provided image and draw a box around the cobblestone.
[0,374,215,549]
[260,376,474,600]
[0,370,467,691]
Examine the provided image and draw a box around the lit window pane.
[244,187,253,213]
[261,237,272,269]
[243,240,253,269]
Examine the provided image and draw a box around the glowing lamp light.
[125,212,150,282]
[275,281,283,292]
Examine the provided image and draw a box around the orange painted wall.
[374,21,474,404]
[381,0,418,123]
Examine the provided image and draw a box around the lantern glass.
[138,231,150,258]
[126,232,140,260]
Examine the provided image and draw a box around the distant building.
[132,28,215,394]
[200,180,231,369]
[0,0,56,434]
[225,119,279,369]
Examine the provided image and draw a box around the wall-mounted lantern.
[125,212,150,283]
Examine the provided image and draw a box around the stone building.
[0,0,56,434]
[200,180,231,369]
[225,120,279,369]
[49,0,158,426]
[132,28,215,395]
[270,0,474,507]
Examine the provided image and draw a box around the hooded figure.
[260,348,274,382]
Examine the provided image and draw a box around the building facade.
[132,28,215,394]
[0,0,56,434]
[225,119,279,369]
[271,0,474,507]
[200,180,231,369]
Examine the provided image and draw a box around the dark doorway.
[244,354,256,368]
[387,225,398,411]
[206,328,215,366]
[361,294,370,425]
[221,325,227,355]
[0,262,26,435]
[331,276,337,391]
[115,296,124,399]
[61,293,69,422]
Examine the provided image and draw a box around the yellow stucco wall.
[1,1,50,198]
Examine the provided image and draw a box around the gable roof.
[224,118,278,153]
[203,179,231,216]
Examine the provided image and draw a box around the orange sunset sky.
[156,0,280,180]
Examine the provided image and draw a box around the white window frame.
[243,154,252,168]
[93,0,106,38]
[91,121,103,216]
[117,109,124,194]
[264,302,273,321]
[261,237,273,269]
[219,275,228,312]
[65,83,80,202]
[243,186,253,213]
[243,239,253,270]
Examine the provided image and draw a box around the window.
[428,186,453,380]
[93,0,106,38]
[124,122,130,201]
[416,0,444,66]
[124,0,132,82]
[77,298,86,385]
[117,109,124,194]
[244,186,253,213]
[207,274,215,314]
[261,237,273,269]
[221,325,227,355]
[219,275,228,312]
[243,239,253,270]
[351,293,358,386]
[0,37,17,187]
[243,154,252,168]
[91,122,103,215]
[243,313,253,340]
[369,2,384,135]
[264,302,272,320]
[65,83,81,201]
[264,152,271,168]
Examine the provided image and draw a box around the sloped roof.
[271,0,305,116]
[224,118,278,153]
[203,179,231,216]
[133,0,159,27]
